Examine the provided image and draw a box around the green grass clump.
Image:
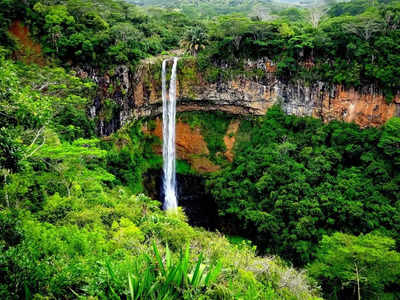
[126,242,222,300]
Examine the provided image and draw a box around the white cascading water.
[162,57,179,210]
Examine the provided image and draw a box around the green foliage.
[100,121,156,193]
[378,117,400,165]
[0,57,95,139]
[133,0,279,19]
[0,128,23,172]
[227,235,252,247]
[126,242,222,299]
[180,26,208,56]
[207,106,400,267]
[0,56,98,213]
[308,232,400,299]
[327,0,396,17]
[0,190,320,299]
[176,159,194,175]
[0,0,199,69]
[277,7,307,23]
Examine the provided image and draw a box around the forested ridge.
[0,0,400,299]
[1,0,399,95]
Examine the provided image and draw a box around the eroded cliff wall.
[77,57,400,136]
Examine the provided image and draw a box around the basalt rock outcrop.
[78,56,400,136]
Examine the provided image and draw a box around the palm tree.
[180,26,208,56]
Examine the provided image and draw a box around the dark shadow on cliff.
[144,170,219,230]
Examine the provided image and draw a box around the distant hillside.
[127,0,291,18]
[126,0,338,18]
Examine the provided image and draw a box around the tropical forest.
[0,0,400,299]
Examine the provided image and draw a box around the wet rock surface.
[144,170,219,230]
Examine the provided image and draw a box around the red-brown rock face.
[8,21,46,65]
[146,118,220,173]
[319,86,400,128]
[224,120,240,162]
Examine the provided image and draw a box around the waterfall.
[162,57,179,210]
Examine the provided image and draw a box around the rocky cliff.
[77,56,400,136]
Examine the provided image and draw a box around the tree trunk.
[4,171,9,207]
[355,262,361,300]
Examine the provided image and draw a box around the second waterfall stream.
[162,57,179,210]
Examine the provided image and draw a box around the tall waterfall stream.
[162,57,179,210]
